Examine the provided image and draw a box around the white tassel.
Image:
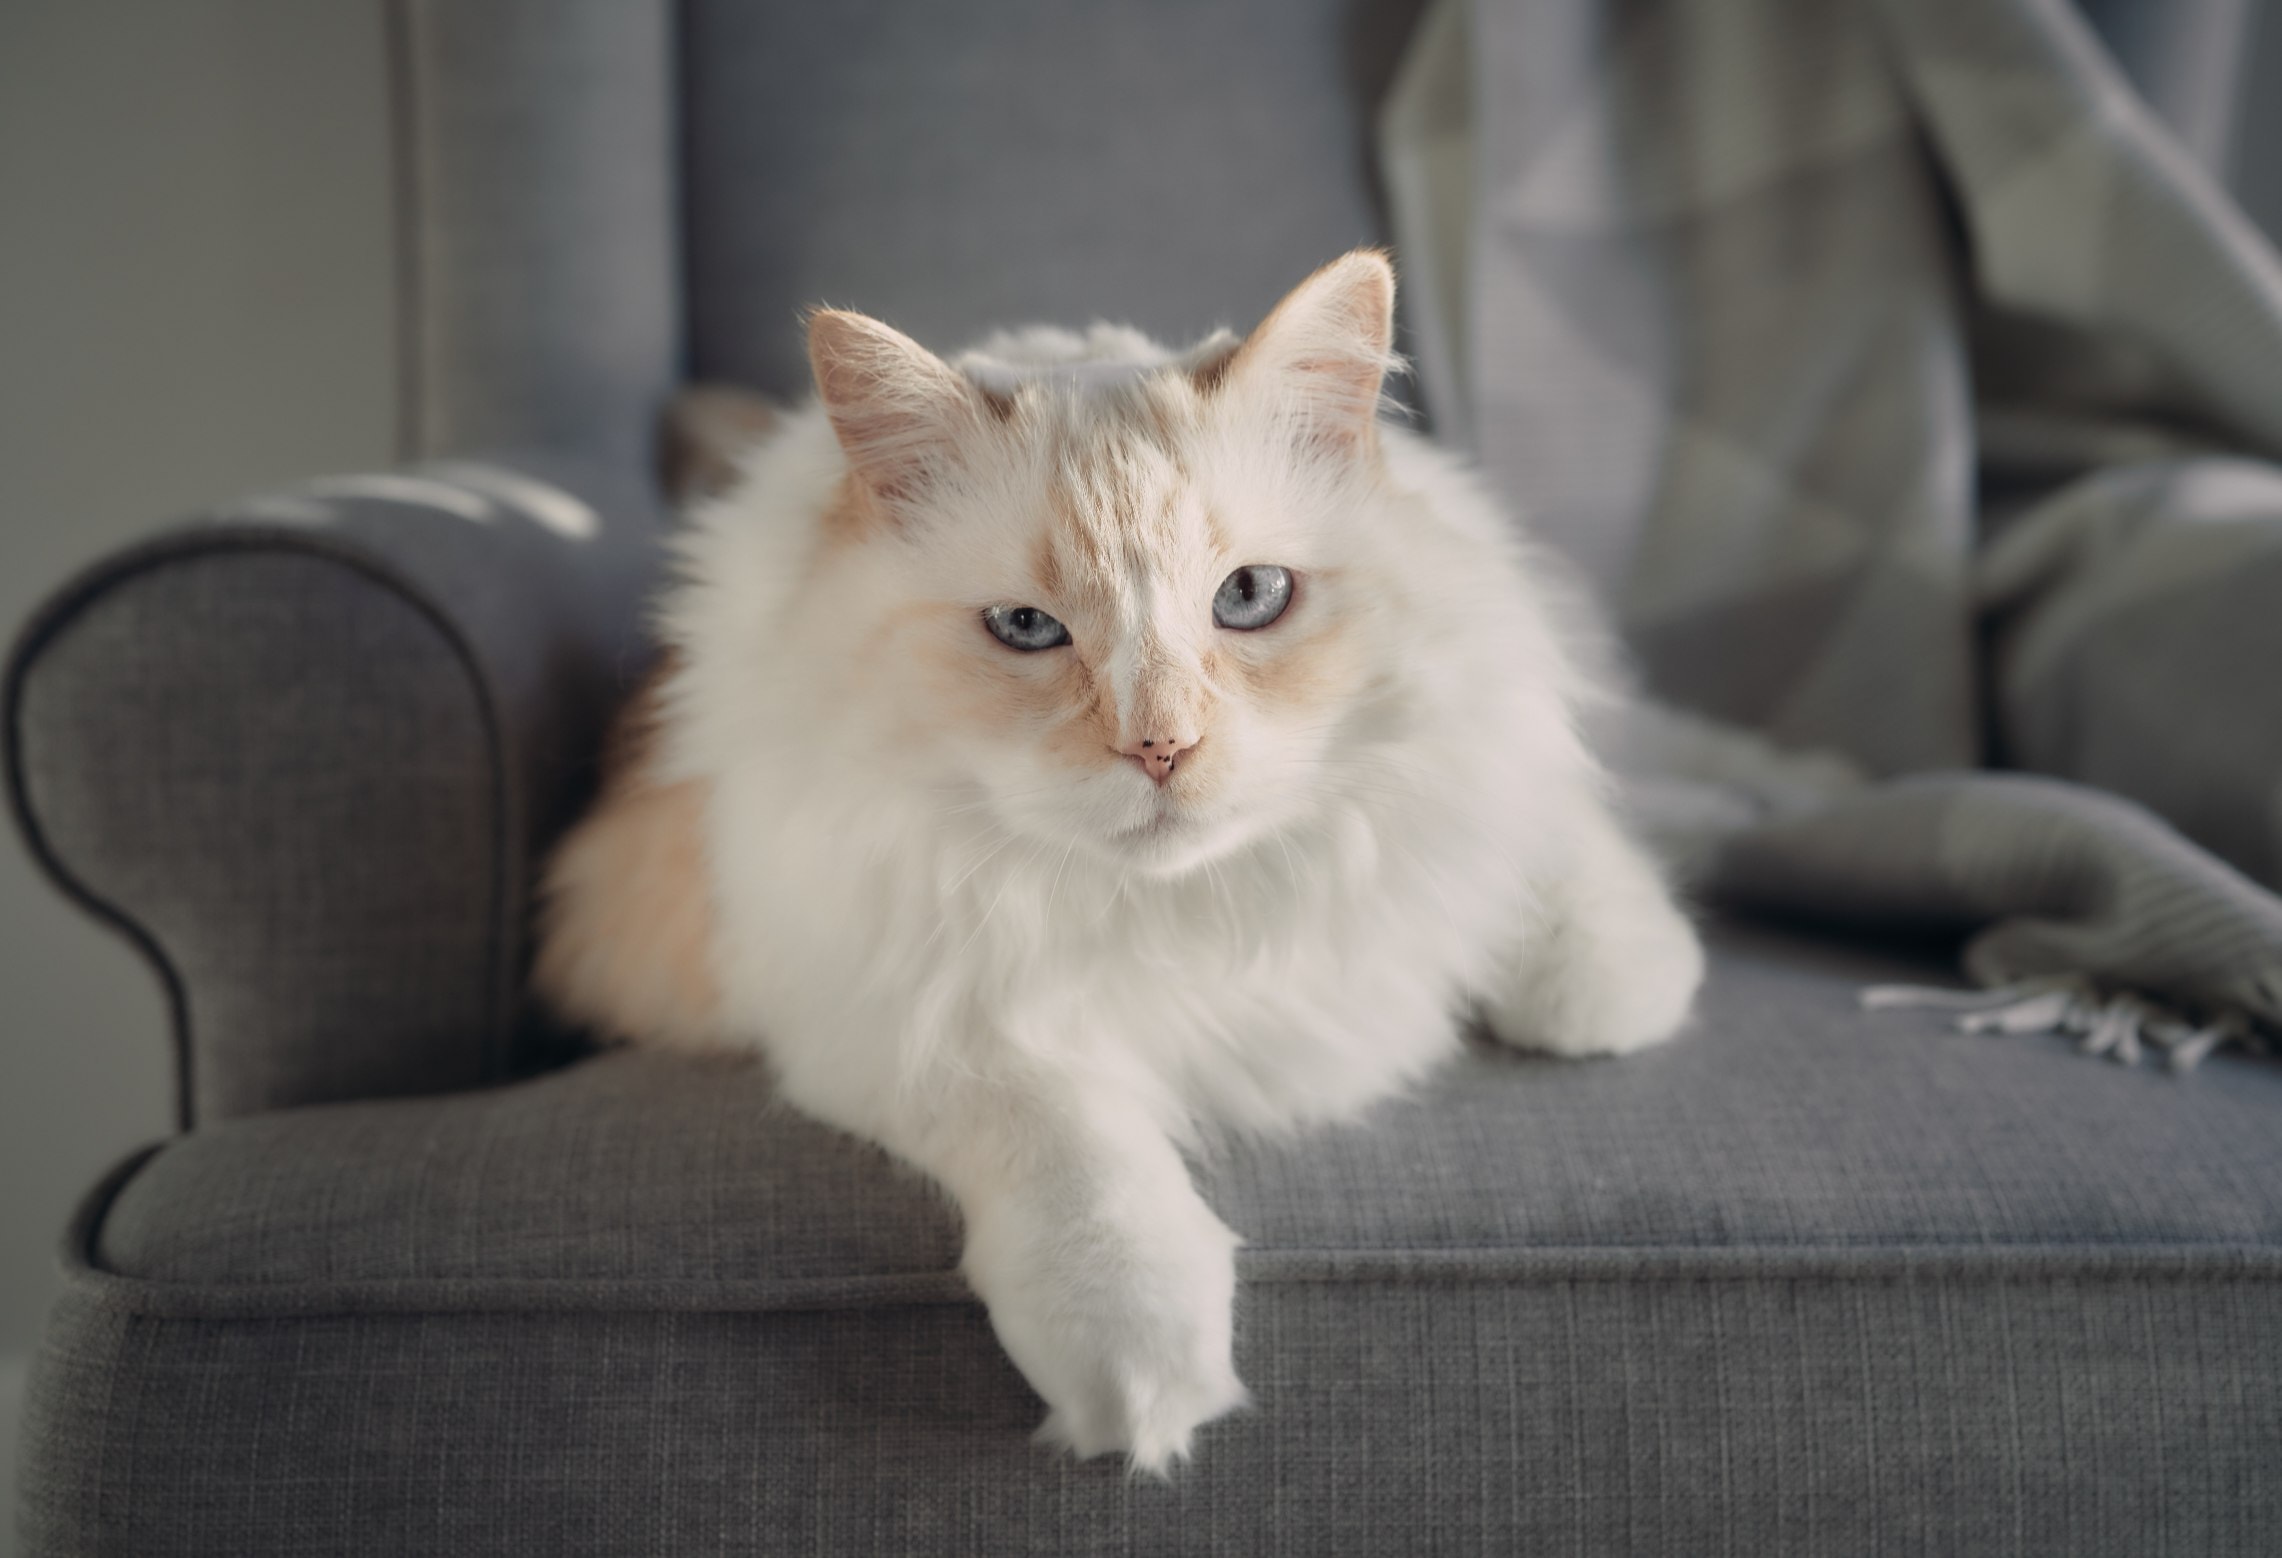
[1857,979,2067,1013]
[1857,977,2253,1072]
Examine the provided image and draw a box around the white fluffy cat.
[536,251,1704,1473]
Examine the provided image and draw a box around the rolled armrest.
[5,451,666,1123]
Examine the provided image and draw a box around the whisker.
[951,836,1052,965]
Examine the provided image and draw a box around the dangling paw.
[1032,1354,1251,1479]
[968,1194,1248,1478]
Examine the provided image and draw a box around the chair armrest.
[5,451,666,1123]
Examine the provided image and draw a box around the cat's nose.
[1119,733,1198,786]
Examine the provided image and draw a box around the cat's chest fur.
[698,611,1551,1146]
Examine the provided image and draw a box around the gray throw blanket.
[1381,0,2282,1065]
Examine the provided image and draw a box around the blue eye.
[982,604,1072,651]
[1212,565,1293,631]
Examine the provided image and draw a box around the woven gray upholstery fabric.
[681,0,1426,400]
[388,0,679,467]
[25,925,2282,1554]
[91,925,2282,1293]
[25,1277,2278,1555]
[4,453,665,1121]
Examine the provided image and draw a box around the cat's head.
[805,251,1406,879]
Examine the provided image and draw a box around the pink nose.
[1119,734,1197,786]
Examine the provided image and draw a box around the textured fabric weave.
[25,926,2282,1555]
[680,0,1420,400]
[4,453,665,1120]
[26,1276,2281,1556]
[388,0,680,468]
[93,925,2282,1298]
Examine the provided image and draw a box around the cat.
[534,250,1704,1474]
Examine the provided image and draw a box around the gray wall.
[0,5,393,1541]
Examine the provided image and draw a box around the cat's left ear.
[1210,249,1397,459]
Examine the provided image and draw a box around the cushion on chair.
[24,922,2282,1556]
[96,926,2282,1293]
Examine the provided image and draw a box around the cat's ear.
[1211,250,1397,458]
[807,310,990,509]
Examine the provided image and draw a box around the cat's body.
[536,253,1703,1472]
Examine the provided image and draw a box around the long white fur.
[542,254,1704,1474]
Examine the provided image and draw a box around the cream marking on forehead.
[1027,423,1208,747]
[1049,427,1186,572]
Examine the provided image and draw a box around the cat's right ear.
[1208,250,1397,461]
[806,310,988,511]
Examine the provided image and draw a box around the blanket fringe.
[1858,977,2267,1072]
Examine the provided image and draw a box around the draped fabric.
[1382,0,2282,1054]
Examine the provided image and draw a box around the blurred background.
[5,1,2282,1546]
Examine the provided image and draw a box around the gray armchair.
[11,3,2280,1553]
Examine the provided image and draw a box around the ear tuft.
[1219,250,1398,456]
[1180,328,1244,394]
[806,310,983,508]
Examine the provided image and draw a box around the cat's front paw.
[966,1196,1248,1476]
[1030,1351,1250,1476]
[1484,892,1705,1058]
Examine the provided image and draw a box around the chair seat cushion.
[96,919,2282,1300]
[33,919,2282,1555]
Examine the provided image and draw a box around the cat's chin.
[1098,807,1252,880]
